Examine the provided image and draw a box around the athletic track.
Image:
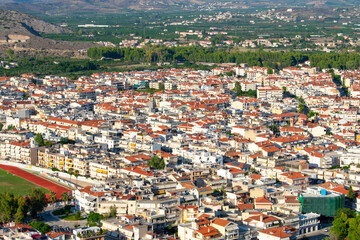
[0,164,72,199]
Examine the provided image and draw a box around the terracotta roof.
[46,231,72,238]
[122,166,153,177]
[319,181,340,190]
[243,214,279,223]
[238,203,254,211]
[285,196,300,204]
[47,117,79,125]
[251,173,263,180]
[196,226,220,237]
[9,141,30,147]
[262,146,281,153]
[255,196,272,204]
[330,185,349,195]
[197,186,213,193]
[181,182,196,190]
[225,161,249,170]
[259,226,296,238]
[281,171,310,180]
[212,218,231,227]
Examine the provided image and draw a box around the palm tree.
[68,168,74,183]
[49,191,57,204]
[61,192,69,204]
[74,170,79,186]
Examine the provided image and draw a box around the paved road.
[40,205,88,229]
[297,227,330,240]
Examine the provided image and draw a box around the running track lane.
[0,164,72,199]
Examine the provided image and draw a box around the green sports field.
[0,169,50,196]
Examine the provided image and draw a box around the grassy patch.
[53,205,72,216]
[61,214,85,221]
[0,169,50,196]
[136,88,161,94]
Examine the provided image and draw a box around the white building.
[257,86,283,100]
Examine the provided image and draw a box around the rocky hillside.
[0,9,95,57]
[0,9,71,35]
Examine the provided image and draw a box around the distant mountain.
[0,0,207,14]
[0,0,359,14]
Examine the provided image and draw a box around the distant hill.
[0,9,70,36]
[0,0,359,14]
[0,0,207,14]
[0,9,94,57]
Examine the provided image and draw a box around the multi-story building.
[299,187,345,217]
[178,217,239,240]
[257,86,283,100]
[278,171,310,189]
[0,140,38,164]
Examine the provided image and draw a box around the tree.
[34,133,44,146]
[61,192,69,204]
[331,208,356,240]
[225,71,236,76]
[44,140,52,147]
[267,67,273,74]
[29,188,47,218]
[221,185,227,197]
[58,138,75,145]
[49,191,57,204]
[6,48,15,61]
[234,82,242,97]
[109,205,117,218]
[347,214,360,240]
[74,170,79,185]
[308,110,317,118]
[68,168,74,183]
[298,103,305,114]
[297,96,305,104]
[268,124,280,135]
[148,155,165,170]
[0,192,16,222]
[0,123,3,131]
[87,211,103,226]
[75,211,81,220]
[7,124,16,130]
[30,221,52,234]
[15,197,28,224]
[158,82,165,90]
[347,186,356,201]
[165,224,177,235]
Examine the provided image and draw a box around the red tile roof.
[255,196,272,204]
[259,226,296,238]
[238,203,254,211]
[196,226,220,237]
[243,214,279,223]
[281,171,310,180]
[212,218,231,227]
